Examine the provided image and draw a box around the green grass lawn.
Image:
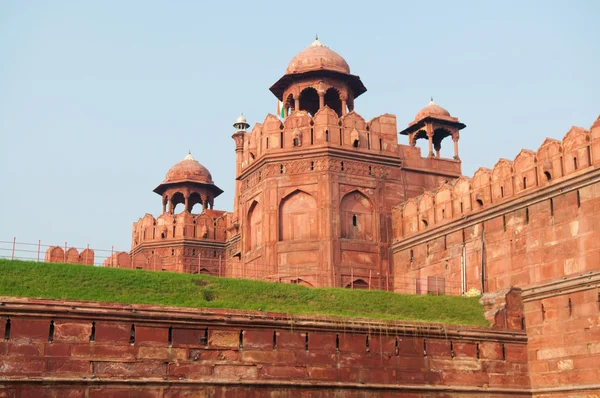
[0,259,487,326]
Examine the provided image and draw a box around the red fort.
[9,38,600,396]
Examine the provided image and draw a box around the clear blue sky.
[1,1,598,252]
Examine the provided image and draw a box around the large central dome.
[285,38,350,75]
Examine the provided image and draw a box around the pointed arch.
[279,190,317,241]
[246,200,262,251]
[340,190,374,241]
[170,192,185,214]
[188,192,203,213]
[324,87,342,116]
[299,87,319,116]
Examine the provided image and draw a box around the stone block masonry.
[0,297,529,397]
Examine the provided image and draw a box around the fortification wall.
[389,116,600,396]
[391,117,600,294]
[0,297,529,397]
[45,246,94,266]
[522,273,600,397]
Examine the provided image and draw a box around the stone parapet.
[0,297,529,397]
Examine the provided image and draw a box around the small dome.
[164,153,214,185]
[286,38,350,75]
[414,98,451,121]
[235,114,247,125]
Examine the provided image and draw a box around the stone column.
[319,92,325,109]
[426,124,434,158]
[453,133,460,160]
[184,194,189,212]
[294,97,300,111]
[162,198,167,214]
[341,99,347,115]
[427,134,434,158]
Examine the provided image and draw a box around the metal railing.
[0,237,122,267]
[0,237,462,295]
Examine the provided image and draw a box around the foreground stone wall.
[522,273,600,396]
[0,297,529,397]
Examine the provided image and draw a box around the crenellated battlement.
[393,117,600,240]
[131,210,230,247]
[237,108,402,175]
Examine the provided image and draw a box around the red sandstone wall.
[0,298,529,397]
[229,108,460,289]
[44,246,95,266]
[392,118,600,295]
[522,274,600,397]
[389,117,600,396]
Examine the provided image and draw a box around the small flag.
[277,100,285,118]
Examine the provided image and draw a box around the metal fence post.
[386,271,389,291]
[37,240,41,262]
[64,241,67,262]
[11,237,16,260]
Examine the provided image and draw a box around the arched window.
[246,201,262,250]
[171,192,185,214]
[298,87,319,116]
[340,191,374,241]
[293,138,299,147]
[324,87,342,116]
[189,192,203,214]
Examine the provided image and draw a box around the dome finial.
[184,151,194,161]
[310,35,322,47]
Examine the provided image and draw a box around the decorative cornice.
[521,271,600,302]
